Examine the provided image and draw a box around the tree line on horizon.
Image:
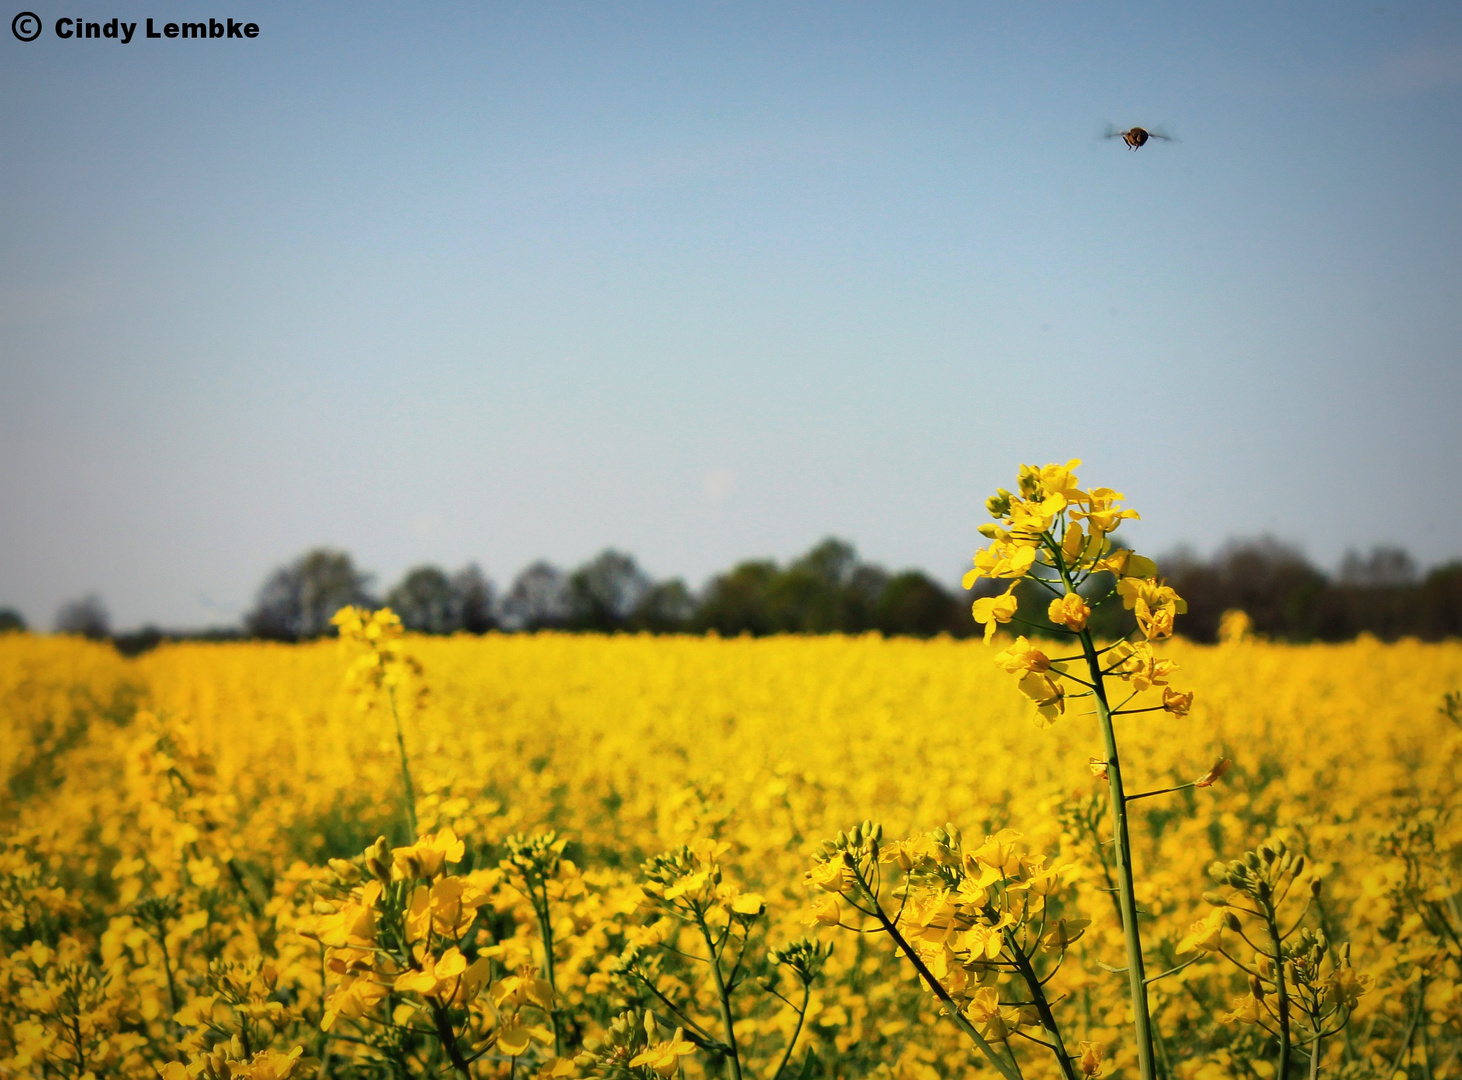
[5,535,1461,653]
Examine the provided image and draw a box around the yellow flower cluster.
[1,567,1461,1079]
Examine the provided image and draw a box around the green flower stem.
[145,919,179,1015]
[429,999,473,1079]
[533,882,564,1057]
[851,871,1023,1080]
[698,913,744,1080]
[384,684,418,840]
[1050,544,1158,1080]
[769,983,811,1080]
[1261,901,1293,1080]
[1004,929,1080,1080]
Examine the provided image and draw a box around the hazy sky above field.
[3,2,1461,628]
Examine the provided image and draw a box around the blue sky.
[3,2,1460,628]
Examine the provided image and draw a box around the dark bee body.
[1106,126,1173,150]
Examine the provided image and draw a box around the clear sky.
[3,2,1460,629]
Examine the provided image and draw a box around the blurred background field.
[3,630,1460,1077]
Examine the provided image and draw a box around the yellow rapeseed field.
[2,464,1459,1080]
[3,631,1460,1080]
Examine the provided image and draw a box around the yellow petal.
[731,892,765,915]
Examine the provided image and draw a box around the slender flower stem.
[1051,544,1158,1080]
[699,914,744,1080]
[1005,930,1080,1080]
[1262,902,1293,1080]
[429,999,473,1079]
[534,882,564,1056]
[1126,783,1196,803]
[769,984,811,1080]
[384,684,418,839]
[852,871,1023,1080]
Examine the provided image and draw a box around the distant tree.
[386,566,456,633]
[1080,572,1137,640]
[450,564,496,633]
[769,538,880,632]
[848,564,893,630]
[246,548,375,640]
[632,579,697,633]
[1161,538,1329,642]
[112,626,166,657]
[696,560,779,636]
[567,550,653,632]
[1340,546,1417,588]
[876,571,964,637]
[0,607,26,633]
[54,595,111,639]
[501,562,571,631]
[1417,562,1462,640]
[696,539,900,635]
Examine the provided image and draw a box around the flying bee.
[1105,125,1174,150]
